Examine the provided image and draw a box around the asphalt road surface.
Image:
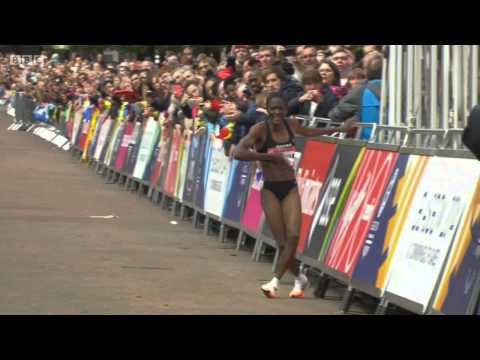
[0,113,371,315]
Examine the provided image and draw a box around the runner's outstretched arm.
[290,116,356,137]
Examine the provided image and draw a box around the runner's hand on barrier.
[338,117,357,134]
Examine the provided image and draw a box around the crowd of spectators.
[0,45,385,154]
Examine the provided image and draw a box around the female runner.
[233,93,354,299]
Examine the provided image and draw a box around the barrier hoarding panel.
[303,144,364,262]
[175,137,188,199]
[71,110,83,146]
[241,165,264,234]
[65,106,73,140]
[351,154,429,293]
[433,178,480,315]
[143,129,162,183]
[132,118,160,180]
[114,121,134,172]
[125,121,143,174]
[384,157,480,312]
[94,117,113,162]
[296,140,337,254]
[108,121,126,167]
[222,160,252,224]
[102,119,119,164]
[204,139,232,217]
[163,126,183,196]
[82,109,100,161]
[324,149,399,278]
[182,133,201,204]
[88,113,105,160]
[103,119,123,166]
[78,106,93,151]
[151,123,172,190]
[193,133,209,209]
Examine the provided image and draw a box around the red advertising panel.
[163,126,183,196]
[324,149,399,277]
[296,140,337,254]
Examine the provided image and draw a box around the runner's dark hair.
[266,92,287,108]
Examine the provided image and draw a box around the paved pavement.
[0,113,371,315]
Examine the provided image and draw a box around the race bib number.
[268,145,296,169]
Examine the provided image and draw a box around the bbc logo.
[9,55,45,66]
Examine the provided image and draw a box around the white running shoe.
[289,274,309,299]
[261,278,279,299]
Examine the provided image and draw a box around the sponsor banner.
[65,105,73,140]
[318,148,366,262]
[241,165,264,234]
[193,133,209,209]
[163,125,183,196]
[150,122,172,190]
[351,155,428,292]
[222,160,252,224]
[303,144,364,261]
[143,122,162,183]
[146,127,162,184]
[324,150,399,278]
[133,118,160,180]
[143,129,162,183]
[204,139,232,217]
[103,119,122,166]
[82,108,100,161]
[94,117,113,162]
[70,110,83,146]
[78,106,94,151]
[182,132,200,204]
[114,121,134,172]
[88,113,105,160]
[385,157,480,312]
[108,121,126,167]
[296,140,337,254]
[175,136,188,199]
[433,179,480,315]
[127,121,145,175]
[125,121,143,174]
